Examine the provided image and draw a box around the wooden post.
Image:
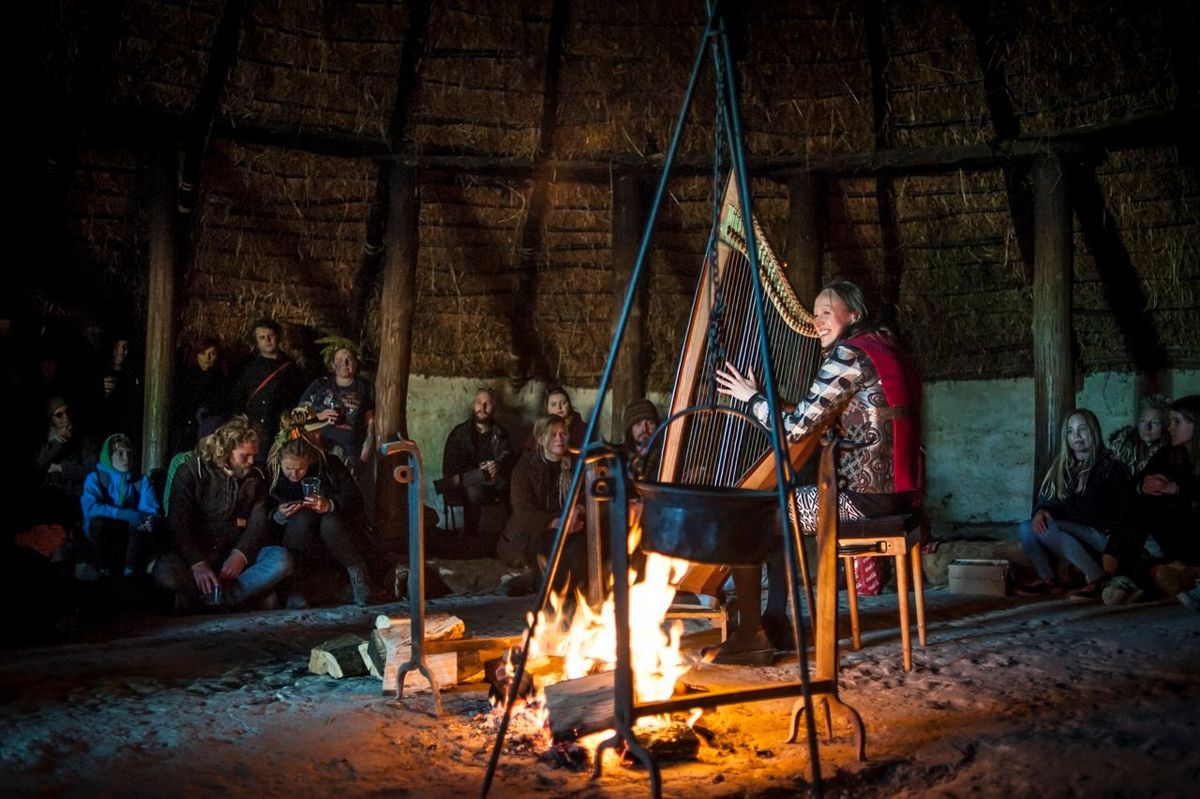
[784,171,825,304]
[1031,155,1074,484]
[611,171,648,441]
[142,135,177,472]
[374,165,420,549]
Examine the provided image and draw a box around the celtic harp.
[657,177,825,594]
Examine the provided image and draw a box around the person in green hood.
[80,433,162,579]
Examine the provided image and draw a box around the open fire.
[488,542,702,764]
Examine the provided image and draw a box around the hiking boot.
[348,566,372,607]
[1070,578,1109,600]
[1177,582,1200,612]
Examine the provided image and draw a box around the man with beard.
[620,398,661,478]
[438,387,514,536]
[156,415,293,611]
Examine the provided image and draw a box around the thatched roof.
[20,0,1200,385]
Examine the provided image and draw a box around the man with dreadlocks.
[267,408,379,607]
[299,336,375,477]
[157,415,293,611]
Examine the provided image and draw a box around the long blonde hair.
[198,414,258,469]
[1038,409,1103,501]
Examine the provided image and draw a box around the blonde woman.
[1017,409,1130,598]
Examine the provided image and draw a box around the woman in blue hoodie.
[81,434,163,578]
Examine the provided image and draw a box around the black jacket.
[1034,449,1131,555]
[167,456,269,567]
[441,419,514,497]
[499,449,570,568]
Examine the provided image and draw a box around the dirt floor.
[3,568,1199,798]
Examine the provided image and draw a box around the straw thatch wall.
[183,141,375,366]
[23,0,1200,395]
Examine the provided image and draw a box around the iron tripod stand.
[581,442,865,799]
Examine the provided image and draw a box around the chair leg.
[843,557,861,650]
[895,552,912,672]
[911,541,926,648]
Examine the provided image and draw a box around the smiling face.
[332,348,357,382]
[546,390,571,419]
[1065,413,1094,461]
[812,290,857,349]
[1168,411,1195,448]
[280,453,312,483]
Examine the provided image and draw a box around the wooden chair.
[836,511,928,671]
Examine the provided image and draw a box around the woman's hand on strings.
[715,362,760,403]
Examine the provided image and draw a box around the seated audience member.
[1017,409,1130,598]
[229,318,304,444]
[34,397,98,523]
[1108,395,1169,476]
[498,415,585,593]
[525,385,587,452]
[1135,395,1200,575]
[155,415,292,611]
[619,398,661,477]
[267,409,377,607]
[438,387,514,536]
[170,337,228,455]
[299,337,375,476]
[80,434,162,579]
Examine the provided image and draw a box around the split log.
[309,634,370,679]
[363,613,465,695]
[374,612,466,637]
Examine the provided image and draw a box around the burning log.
[543,671,617,741]
[309,634,370,679]
[623,722,700,764]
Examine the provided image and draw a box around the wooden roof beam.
[959,0,1036,281]
[177,0,255,215]
[510,0,572,385]
[863,0,905,334]
[352,0,433,340]
[86,106,1187,180]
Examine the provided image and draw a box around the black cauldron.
[636,480,781,565]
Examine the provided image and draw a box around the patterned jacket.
[750,332,920,495]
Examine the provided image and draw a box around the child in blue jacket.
[81,434,163,578]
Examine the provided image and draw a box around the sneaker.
[1016,578,1059,596]
[1178,583,1200,612]
[1102,575,1144,606]
[1070,579,1108,600]
[285,592,310,610]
